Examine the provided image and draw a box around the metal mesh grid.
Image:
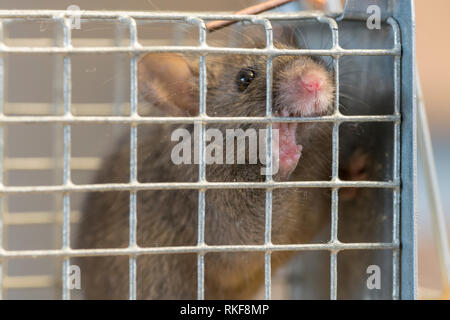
[0,10,402,300]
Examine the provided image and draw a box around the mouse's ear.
[138,53,199,116]
[272,24,299,48]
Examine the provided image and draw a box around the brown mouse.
[75,38,338,299]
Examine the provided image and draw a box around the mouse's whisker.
[339,93,374,110]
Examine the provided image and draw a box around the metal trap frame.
[0,0,420,300]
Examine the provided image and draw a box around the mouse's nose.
[300,71,325,93]
[275,64,333,117]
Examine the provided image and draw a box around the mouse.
[74,32,339,299]
[75,17,398,299]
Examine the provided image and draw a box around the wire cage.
[0,0,417,300]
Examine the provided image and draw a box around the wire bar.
[61,16,72,301]
[0,20,4,300]
[262,18,274,301]
[0,180,400,194]
[188,17,208,301]
[0,242,398,259]
[0,114,401,124]
[328,15,340,300]
[390,16,402,300]
[125,15,139,301]
[0,46,399,56]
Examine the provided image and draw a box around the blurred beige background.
[415,0,450,297]
[416,0,450,137]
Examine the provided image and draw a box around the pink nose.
[300,71,325,93]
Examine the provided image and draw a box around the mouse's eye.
[236,68,256,92]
